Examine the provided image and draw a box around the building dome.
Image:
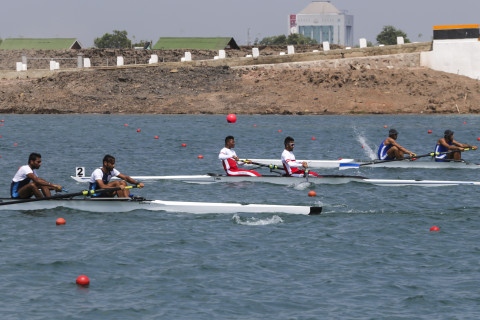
[299,1,341,15]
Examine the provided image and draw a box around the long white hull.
[248,159,480,169]
[0,198,321,215]
[71,174,480,187]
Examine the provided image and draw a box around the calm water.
[1,114,480,319]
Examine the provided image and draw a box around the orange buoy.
[430,226,440,231]
[308,190,316,197]
[198,155,204,159]
[76,275,90,286]
[278,130,282,133]
[136,129,141,132]
[384,125,388,128]
[154,136,159,139]
[253,125,257,127]
[56,218,66,225]
[13,143,17,146]
[181,143,187,147]
[124,124,128,127]
[428,130,432,134]
[227,114,237,123]
[312,137,316,140]
[477,137,480,141]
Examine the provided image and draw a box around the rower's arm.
[117,173,144,188]
[27,173,61,190]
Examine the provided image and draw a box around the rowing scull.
[71,174,480,187]
[247,159,480,169]
[0,197,321,215]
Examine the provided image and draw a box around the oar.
[0,185,138,206]
[339,148,475,170]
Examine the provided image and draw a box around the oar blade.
[339,163,360,170]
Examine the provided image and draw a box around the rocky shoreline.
[0,47,479,115]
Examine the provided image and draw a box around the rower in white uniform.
[219,136,261,176]
[281,136,318,177]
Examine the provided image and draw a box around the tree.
[94,30,132,48]
[257,34,317,45]
[376,25,410,45]
[0,38,2,46]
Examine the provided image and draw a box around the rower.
[377,129,415,160]
[89,154,144,197]
[219,136,261,176]
[10,152,62,199]
[434,130,477,162]
[281,136,318,177]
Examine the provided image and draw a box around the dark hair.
[444,130,454,138]
[225,135,234,144]
[284,136,294,146]
[388,129,398,137]
[29,153,41,162]
[103,154,115,164]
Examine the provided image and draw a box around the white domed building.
[289,1,354,47]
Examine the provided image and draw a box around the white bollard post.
[150,54,158,64]
[55,62,60,70]
[252,48,259,58]
[218,50,226,59]
[214,56,219,60]
[50,61,56,71]
[184,52,192,61]
[323,41,330,51]
[16,62,23,72]
[117,56,124,66]
[287,45,295,54]
[83,58,91,68]
[397,36,404,45]
[279,52,286,55]
[359,38,367,48]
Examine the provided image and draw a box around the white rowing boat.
[70,173,480,187]
[0,197,322,215]
[247,158,480,169]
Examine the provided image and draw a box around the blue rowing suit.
[89,167,120,197]
[10,165,37,198]
[378,138,394,160]
[434,142,451,162]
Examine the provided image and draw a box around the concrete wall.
[420,39,480,80]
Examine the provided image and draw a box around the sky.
[1,0,479,47]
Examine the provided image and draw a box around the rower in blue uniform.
[89,154,144,197]
[10,152,62,199]
[434,130,477,162]
[377,129,416,160]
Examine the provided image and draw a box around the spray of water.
[232,214,283,226]
[353,126,377,160]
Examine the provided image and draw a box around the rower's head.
[28,152,42,169]
[103,154,116,170]
[389,129,398,139]
[444,129,454,141]
[284,136,295,151]
[225,135,235,148]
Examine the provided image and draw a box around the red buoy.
[76,275,90,286]
[136,129,141,132]
[428,130,432,134]
[308,191,316,197]
[56,218,66,225]
[384,125,388,128]
[278,130,282,133]
[124,124,128,127]
[154,136,159,139]
[312,137,316,140]
[227,114,237,123]
[181,143,187,147]
[430,226,440,232]
[198,155,204,159]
